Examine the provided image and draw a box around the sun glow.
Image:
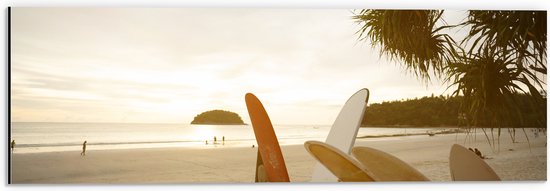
[191,125,216,141]
[11,8,449,125]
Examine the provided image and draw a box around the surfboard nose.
[449,144,500,181]
[245,93,257,102]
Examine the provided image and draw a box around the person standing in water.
[11,140,15,153]
[81,141,87,156]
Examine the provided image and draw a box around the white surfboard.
[311,88,369,182]
[449,144,500,181]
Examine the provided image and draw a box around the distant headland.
[191,110,245,125]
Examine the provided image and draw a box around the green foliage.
[354,10,547,133]
[463,11,547,70]
[191,110,245,125]
[362,95,459,127]
[353,10,455,81]
[361,95,545,128]
[445,47,546,128]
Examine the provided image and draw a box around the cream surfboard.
[305,141,375,182]
[311,88,369,182]
[352,146,429,181]
[245,93,290,182]
[449,144,500,181]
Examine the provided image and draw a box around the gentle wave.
[10,122,460,153]
[13,136,326,149]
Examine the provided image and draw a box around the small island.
[191,110,245,125]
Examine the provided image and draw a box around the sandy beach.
[11,130,546,183]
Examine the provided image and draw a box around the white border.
[1,0,549,191]
[0,0,549,9]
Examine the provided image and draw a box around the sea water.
[10,122,449,153]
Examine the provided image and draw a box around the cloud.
[11,8,453,125]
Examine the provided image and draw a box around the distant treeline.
[361,94,546,127]
[191,110,245,125]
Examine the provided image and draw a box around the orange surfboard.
[245,93,290,182]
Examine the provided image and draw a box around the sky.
[11,8,465,125]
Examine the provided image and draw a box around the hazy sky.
[11,8,464,125]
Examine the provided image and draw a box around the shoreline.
[361,125,545,128]
[361,125,459,128]
[12,128,463,154]
[11,131,546,183]
[357,128,463,139]
[12,127,543,154]
[190,123,248,125]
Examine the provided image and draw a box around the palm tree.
[354,10,546,144]
[354,10,454,81]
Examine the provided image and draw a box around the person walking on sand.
[81,141,87,156]
[222,136,225,145]
[11,140,15,153]
[214,136,217,144]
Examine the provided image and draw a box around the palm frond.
[353,10,455,81]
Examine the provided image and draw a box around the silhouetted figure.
[474,148,483,159]
[222,136,225,145]
[81,141,87,156]
[252,144,255,148]
[206,140,208,145]
[214,136,217,144]
[11,140,15,153]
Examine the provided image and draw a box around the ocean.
[10,122,452,153]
